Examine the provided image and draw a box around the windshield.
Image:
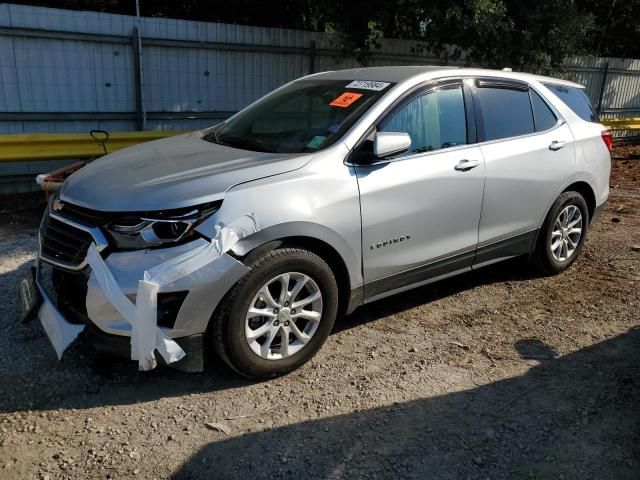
[204,79,394,153]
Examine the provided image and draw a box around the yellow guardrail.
[0,119,637,163]
[601,118,640,131]
[0,130,186,162]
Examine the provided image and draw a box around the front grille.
[40,212,96,268]
[56,202,110,228]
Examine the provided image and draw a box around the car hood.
[60,131,311,211]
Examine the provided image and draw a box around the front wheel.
[532,191,589,275]
[210,247,339,379]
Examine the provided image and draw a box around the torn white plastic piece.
[86,214,259,371]
[86,245,185,370]
[38,297,85,359]
[35,160,87,193]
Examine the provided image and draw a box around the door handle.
[454,159,480,171]
[549,140,567,151]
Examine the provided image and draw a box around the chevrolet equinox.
[21,67,611,378]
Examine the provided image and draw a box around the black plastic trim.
[475,79,529,91]
[84,325,205,373]
[473,230,537,266]
[346,285,365,314]
[156,291,189,329]
[361,230,539,301]
[364,249,476,299]
[591,202,606,225]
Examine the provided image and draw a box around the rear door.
[354,80,486,300]
[471,79,576,265]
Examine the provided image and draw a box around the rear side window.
[530,90,558,131]
[475,86,534,141]
[544,84,597,122]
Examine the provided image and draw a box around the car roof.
[309,66,584,89]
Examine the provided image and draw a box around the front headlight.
[105,201,221,249]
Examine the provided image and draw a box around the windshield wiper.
[219,135,278,153]
[203,128,227,146]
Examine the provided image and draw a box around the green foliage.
[10,0,640,67]
[389,0,594,70]
[576,0,640,58]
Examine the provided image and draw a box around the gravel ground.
[0,154,639,480]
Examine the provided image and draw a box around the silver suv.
[24,67,611,378]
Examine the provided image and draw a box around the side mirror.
[373,131,411,158]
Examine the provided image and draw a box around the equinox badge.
[370,235,411,250]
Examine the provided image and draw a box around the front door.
[354,81,485,300]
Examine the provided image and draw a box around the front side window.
[204,79,393,153]
[475,86,534,141]
[379,86,467,155]
[544,83,597,123]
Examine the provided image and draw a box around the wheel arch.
[538,177,598,232]
[231,226,361,316]
[562,181,596,224]
[531,179,597,260]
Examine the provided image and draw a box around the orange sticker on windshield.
[329,92,363,108]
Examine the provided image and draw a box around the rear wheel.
[210,247,338,379]
[532,191,589,274]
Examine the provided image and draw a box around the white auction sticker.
[345,80,391,91]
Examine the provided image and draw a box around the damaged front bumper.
[30,209,257,372]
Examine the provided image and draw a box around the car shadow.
[338,256,538,334]
[171,327,640,479]
[1,256,538,414]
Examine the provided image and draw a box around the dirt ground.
[0,149,638,479]
[611,144,640,190]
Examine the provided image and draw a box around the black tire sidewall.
[539,192,589,273]
[224,250,338,378]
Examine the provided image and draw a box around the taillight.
[601,130,613,151]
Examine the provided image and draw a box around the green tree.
[289,0,593,69]
[577,0,640,58]
[323,0,593,70]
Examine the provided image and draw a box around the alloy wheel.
[244,272,323,360]
[550,205,583,262]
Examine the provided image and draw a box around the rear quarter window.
[530,90,558,132]
[544,83,598,123]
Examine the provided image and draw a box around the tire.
[532,191,589,275]
[210,247,339,379]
